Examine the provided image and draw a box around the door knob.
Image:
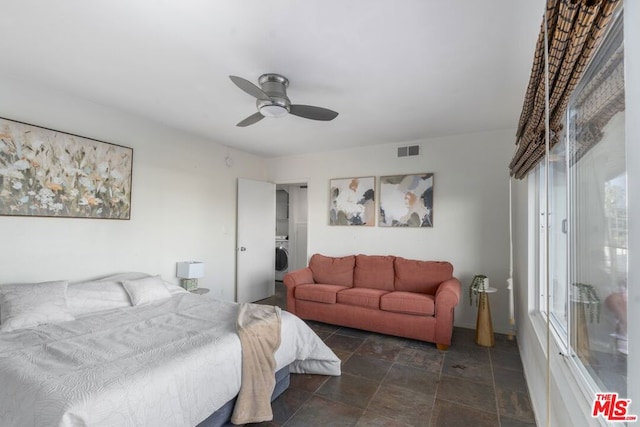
[238,247,247,251]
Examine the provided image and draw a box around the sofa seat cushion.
[353,255,395,291]
[394,258,454,294]
[309,254,356,287]
[295,284,349,304]
[380,291,435,316]
[336,288,389,309]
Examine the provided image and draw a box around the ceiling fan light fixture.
[259,104,288,118]
[230,74,338,126]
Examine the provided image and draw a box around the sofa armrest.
[284,267,314,288]
[435,278,461,310]
[283,267,314,315]
[434,278,462,346]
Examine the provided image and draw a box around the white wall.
[267,129,515,333]
[514,3,640,425]
[0,74,267,301]
[287,184,309,272]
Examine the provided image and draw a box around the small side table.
[190,288,210,295]
[475,287,497,347]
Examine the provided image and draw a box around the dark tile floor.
[252,282,536,427]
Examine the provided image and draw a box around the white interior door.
[236,178,275,303]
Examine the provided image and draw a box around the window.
[550,135,569,338]
[536,10,626,396]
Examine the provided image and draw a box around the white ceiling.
[1,0,544,158]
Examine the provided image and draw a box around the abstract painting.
[0,117,133,219]
[379,173,433,227]
[329,176,375,226]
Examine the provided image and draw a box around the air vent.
[397,145,420,158]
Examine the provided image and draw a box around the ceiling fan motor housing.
[257,73,290,117]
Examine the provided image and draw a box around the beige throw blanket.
[231,303,282,425]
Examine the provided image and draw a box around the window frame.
[531,6,626,405]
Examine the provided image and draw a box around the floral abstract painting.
[0,117,133,219]
[329,176,375,226]
[379,173,433,227]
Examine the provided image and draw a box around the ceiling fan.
[229,74,339,127]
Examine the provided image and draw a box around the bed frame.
[197,365,290,427]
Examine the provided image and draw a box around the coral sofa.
[284,254,461,349]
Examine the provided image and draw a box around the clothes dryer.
[275,237,289,281]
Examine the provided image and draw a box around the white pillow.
[122,276,172,306]
[96,272,154,282]
[94,272,187,296]
[166,282,189,296]
[67,280,132,316]
[0,280,75,332]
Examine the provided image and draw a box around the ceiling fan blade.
[236,112,265,127]
[289,105,339,121]
[229,76,271,101]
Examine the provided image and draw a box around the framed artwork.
[379,173,433,227]
[0,117,133,219]
[329,176,375,226]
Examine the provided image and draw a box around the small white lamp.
[176,261,204,291]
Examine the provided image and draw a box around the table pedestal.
[572,301,591,362]
[475,290,495,347]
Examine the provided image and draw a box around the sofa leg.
[436,343,449,351]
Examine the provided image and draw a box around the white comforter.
[0,293,340,427]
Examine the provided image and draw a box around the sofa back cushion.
[394,258,453,294]
[353,255,395,291]
[309,254,355,287]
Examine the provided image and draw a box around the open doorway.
[275,182,308,282]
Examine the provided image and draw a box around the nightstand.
[190,288,210,295]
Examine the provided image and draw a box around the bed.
[0,273,341,426]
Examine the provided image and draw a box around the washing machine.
[275,236,289,281]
